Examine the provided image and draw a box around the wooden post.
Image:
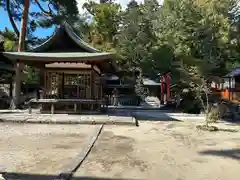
[229,77,231,101]
[160,75,165,105]
[9,79,13,97]
[91,66,94,99]
[39,67,45,98]
[166,72,171,103]
[74,103,77,112]
[61,73,64,98]
[51,104,54,114]
[36,87,40,100]
[14,62,23,108]
[28,101,32,114]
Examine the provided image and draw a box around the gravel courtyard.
[0,124,98,175]
[75,120,240,180]
[0,120,240,180]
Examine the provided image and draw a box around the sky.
[0,0,163,39]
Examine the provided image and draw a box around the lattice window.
[64,73,91,99]
[44,72,63,98]
[44,71,104,100]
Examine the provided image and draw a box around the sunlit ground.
[0,120,239,180]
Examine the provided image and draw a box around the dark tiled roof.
[225,68,240,77]
[2,22,116,73]
[31,22,100,53]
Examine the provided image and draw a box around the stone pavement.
[0,110,136,126]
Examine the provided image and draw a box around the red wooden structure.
[159,72,171,104]
[166,72,171,102]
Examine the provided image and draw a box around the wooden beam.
[61,73,65,99]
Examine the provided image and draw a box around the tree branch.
[6,0,20,37]
[34,0,54,17]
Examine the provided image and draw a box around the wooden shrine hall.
[3,22,115,114]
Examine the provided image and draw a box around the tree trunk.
[11,0,30,109]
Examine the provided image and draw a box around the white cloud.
[77,0,164,13]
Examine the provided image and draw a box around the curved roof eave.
[29,21,101,53]
[63,22,101,53]
[29,25,59,53]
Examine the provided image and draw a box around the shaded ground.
[75,120,240,180]
[0,124,99,174]
[0,120,240,180]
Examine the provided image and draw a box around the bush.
[178,92,203,114]
[208,106,220,123]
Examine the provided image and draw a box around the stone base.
[0,111,137,126]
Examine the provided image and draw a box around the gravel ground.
[0,120,240,180]
[75,120,240,180]
[0,124,99,175]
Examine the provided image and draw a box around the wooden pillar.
[39,68,44,87]
[14,62,24,108]
[166,72,171,102]
[9,78,13,97]
[44,71,48,98]
[229,77,231,101]
[160,75,165,105]
[113,88,119,106]
[36,87,40,100]
[61,73,64,98]
[91,65,94,99]
[39,67,45,98]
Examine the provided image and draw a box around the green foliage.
[155,0,239,82]
[0,0,79,45]
[4,39,17,51]
[208,106,220,123]
[135,72,148,100]
[35,0,79,28]
[0,29,39,84]
[116,0,159,75]
[23,65,39,84]
[81,0,240,107]
[2,0,240,110]
[81,0,239,79]
[82,0,121,51]
[0,28,18,51]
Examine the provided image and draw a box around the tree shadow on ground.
[135,114,182,122]
[199,148,240,160]
[135,116,182,122]
[106,110,182,124]
[0,172,141,180]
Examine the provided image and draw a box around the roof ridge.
[63,22,101,53]
[30,21,101,53]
